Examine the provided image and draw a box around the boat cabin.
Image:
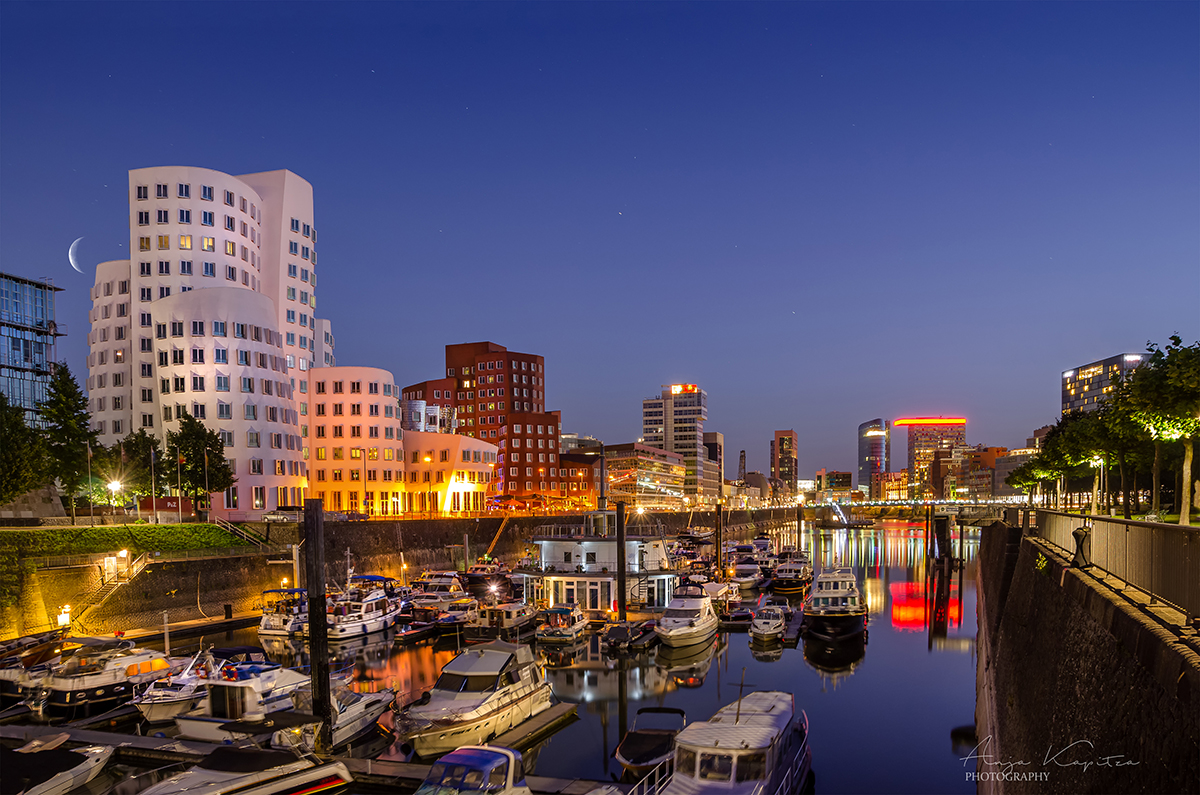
[414,746,530,795]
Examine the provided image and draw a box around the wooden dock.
[783,612,806,647]
[490,701,577,750]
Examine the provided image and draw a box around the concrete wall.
[976,524,1200,793]
[4,508,800,638]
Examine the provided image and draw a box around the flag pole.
[176,446,183,524]
[204,448,210,520]
[151,447,158,524]
[86,442,93,526]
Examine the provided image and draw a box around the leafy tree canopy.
[0,392,47,505]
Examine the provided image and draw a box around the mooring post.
[716,504,724,579]
[304,498,332,752]
[616,501,627,621]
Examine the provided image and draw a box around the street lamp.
[107,480,122,511]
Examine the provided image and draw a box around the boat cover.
[197,746,300,772]
[0,745,88,793]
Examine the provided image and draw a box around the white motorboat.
[435,598,481,636]
[408,576,467,611]
[749,607,786,643]
[802,567,867,640]
[730,559,761,591]
[174,659,312,743]
[615,707,687,779]
[662,691,812,795]
[270,683,395,751]
[137,746,352,795]
[414,746,532,795]
[466,602,539,641]
[535,604,588,644]
[257,588,309,637]
[751,535,771,553]
[310,575,402,639]
[0,735,113,795]
[133,646,270,724]
[397,640,554,757]
[654,585,718,648]
[21,638,185,722]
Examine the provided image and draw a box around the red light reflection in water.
[888,582,960,631]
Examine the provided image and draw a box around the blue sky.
[2,1,1196,479]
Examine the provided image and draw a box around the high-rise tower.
[642,384,710,504]
[858,419,890,498]
[769,430,799,493]
[895,417,966,500]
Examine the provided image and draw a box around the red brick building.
[403,341,564,507]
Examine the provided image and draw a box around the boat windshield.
[434,673,497,693]
[415,758,509,795]
[663,609,700,619]
[698,752,733,781]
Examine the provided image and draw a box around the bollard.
[223,604,233,620]
[1072,524,1091,568]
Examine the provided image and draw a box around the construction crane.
[483,515,512,559]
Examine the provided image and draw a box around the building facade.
[895,417,967,499]
[558,451,604,511]
[1062,354,1145,415]
[857,419,890,498]
[400,430,499,514]
[306,366,404,515]
[87,167,327,519]
[642,384,711,504]
[0,273,64,426]
[769,430,799,493]
[604,442,687,512]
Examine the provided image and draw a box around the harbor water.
[114,519,978,794]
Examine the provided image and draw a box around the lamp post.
[107,480,121,513]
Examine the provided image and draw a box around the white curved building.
[88,166,327,519]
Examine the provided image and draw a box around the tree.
[1128,336,1200,524]
[39,363,98,523]
[0,392,47,505]
[1098,378,1149,518]
[115,428,167,500]
[165,410,235,511]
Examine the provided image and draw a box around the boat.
[413,746,532,795]
[718,607,754,630]
[661,691,812,795]
[436,598,481,636]
[802,567,867,640]
[408,576,467,612]
[133,646,270,724]
[396,640,555,758]
[270,683,395,751]
[466,602,539,641]
[257,588,309,637]
[174,658,313,742]
[654,585,718,648]
[535,604,588,644]
[462,561,515,601]
[0,735,113,795]
[614,707,687,779]
[21,638,184,722]
[0,632,70,710]
[730,559,762,591]
[749,606,787,643]
[751,535,771,553]
[762,595,794,621]
[601,619,657,654]
[137,745,352,795]
[772,560,812,595]
[656,638,719,689]
[311,575,403,639]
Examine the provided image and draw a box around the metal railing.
[1035,509,1199,621]
[627,755,675,795]
[214,517,266,547]
[27,544,289,571]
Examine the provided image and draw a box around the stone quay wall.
[976,522,1200,794]
[7,508,797,637]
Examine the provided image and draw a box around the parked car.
[262,509,303,523]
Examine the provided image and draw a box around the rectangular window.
[158,286,171,299]
[216,375,230,392]
[224,190,234,206]
[191,348,205,364]
[202,261,216,277]
[137,185,149,200]
[139,236,151,251]
[179,260,193,275]
[247,432,260,448]
[190,320,204,336]
[157,235,170,250]
[202,237,215,252]
[218,402,232,419]
[225,265,236,280]
[201,211,214,226]
[178,235,192,250]
[178,209,191,224]
[138,211,149,226]
[177,183,190,198]
[241,377,254,393]
[214,347,227,364]
[201,185,214,201]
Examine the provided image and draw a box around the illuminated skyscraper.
[642,384,710,504]
[857,419,890,498]
[1062,354,1144,415]
[895,417,966,499]
[769,430,798,493]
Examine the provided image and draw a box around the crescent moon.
[68,237,85,274]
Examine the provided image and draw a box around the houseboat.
[771,560,812,595]
[466,603,539,641]
[535,604,589,644]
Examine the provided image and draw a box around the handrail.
[1034,509,1199,621]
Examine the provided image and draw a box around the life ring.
[220,664,239,681]
[196,664,209,679]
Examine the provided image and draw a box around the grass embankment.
[0,524,243,610]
